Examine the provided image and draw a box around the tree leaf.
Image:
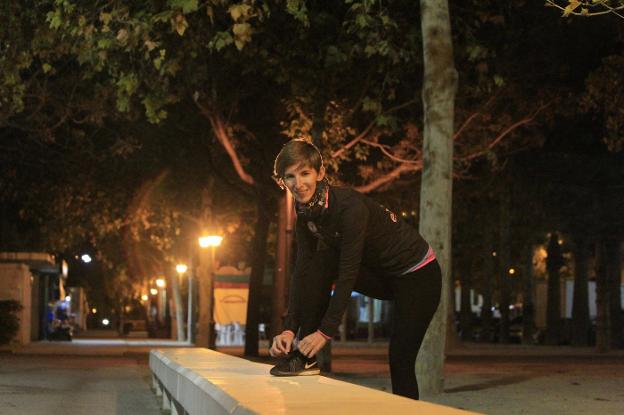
[232,23,252,50]
[116,29,129,44]
[144,39,158,51]
[362,96,380,113]
[173,14,189,36]
[168,0,199,14]
[99,12,113,25]
[229,4,252,21]
[562,0,581,17]
[47,11,62,29]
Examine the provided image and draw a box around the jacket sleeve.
[283,219,309,336]
[318,199,369,337]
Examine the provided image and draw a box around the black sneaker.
[270,350,320,376]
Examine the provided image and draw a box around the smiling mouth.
[295,191,310,200]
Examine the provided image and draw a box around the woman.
[269,139,441,400]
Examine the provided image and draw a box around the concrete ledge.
[149,348,479,415]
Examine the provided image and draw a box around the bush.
[0,300,22,345]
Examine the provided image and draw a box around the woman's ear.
[317,165,326,181]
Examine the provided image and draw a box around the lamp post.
[197,235,223,349]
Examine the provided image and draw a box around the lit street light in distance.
[156,278,166,288]
[198,235,223,248]
[81,254,92,263]
[508,268,516,276]
[65,295,71,302]
[150,288,158,295]
[91,308,97,314]
[176,263,188,274]
[102,318,110,326]
[141,294,149,301]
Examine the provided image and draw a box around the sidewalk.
[3,336,623,414]
[5,334,624,359]
[0,329,192,356]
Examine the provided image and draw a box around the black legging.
[296,256,442,400]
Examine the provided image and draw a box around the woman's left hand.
[298,331,328,358]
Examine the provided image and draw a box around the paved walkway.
[0,354,160,415]
[3,336,624,414]
[325,345,624,415]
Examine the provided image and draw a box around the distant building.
[0,252,67,344]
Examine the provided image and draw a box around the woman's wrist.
[282,330,295,338]
[316,329,331,340]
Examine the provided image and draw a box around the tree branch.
[354,162,422,194]
[456,103,549,162]
[332,120,377,158]
[360,139,420,164]
[545,0,624,19]
[453,112,480,140]
[193,98,255,186]
[331,99,417,159]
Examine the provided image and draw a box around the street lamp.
[197,234,222,349]
[198,235,223,248]
[155,278,166,288]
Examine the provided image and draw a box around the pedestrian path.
[446,342,624,359]
[4,338,192,356]
[5,335,624,359]
[0,353,161,415]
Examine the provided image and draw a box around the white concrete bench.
[149,348,478,415]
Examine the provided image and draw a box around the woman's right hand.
[269,330,295,357]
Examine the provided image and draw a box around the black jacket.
[284,186,430,338]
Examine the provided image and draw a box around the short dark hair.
[273,139,323,182]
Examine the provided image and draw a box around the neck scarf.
[295,177,329,220]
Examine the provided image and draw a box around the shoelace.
[289,353,302,372]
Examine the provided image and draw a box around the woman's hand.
[269,330,295,357]
[298,331,328,358]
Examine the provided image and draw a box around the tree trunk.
[498,185,511,344]
[571,235,590,347]
[196,185,216,348]
[606,239,622,348]
[459,262,473,342]
[244,197,272,357]
[271,194,294,339]
[196,250,214,348]
[522,244,535,345]
[117,302,125,336]
[545,232,563,345]
[595,240,610,352]
[170,271,185,341]
[415,0,458,396]
[446,270,461,350]
[480,231,495,343]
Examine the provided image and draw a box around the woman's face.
[283,163,325,204]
